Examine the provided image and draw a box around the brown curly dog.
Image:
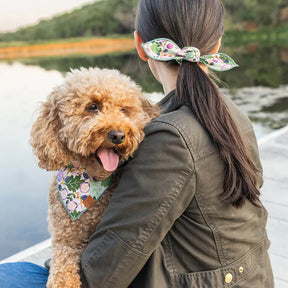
[30,67,159,288]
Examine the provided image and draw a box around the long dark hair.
[135,0,260,208]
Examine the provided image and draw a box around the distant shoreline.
[0,37,135,59]
[1,25,287,60]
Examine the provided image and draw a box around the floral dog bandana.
[56,163,113,221]
[142,38,238,71]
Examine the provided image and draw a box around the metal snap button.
[239,266,244,273]
[225,273,233,284]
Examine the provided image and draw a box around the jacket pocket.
[174,243,265,288]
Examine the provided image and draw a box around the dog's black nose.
[108,130,125,144]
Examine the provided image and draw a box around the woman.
[80,0,274,287]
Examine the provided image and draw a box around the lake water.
[0,45,287,260]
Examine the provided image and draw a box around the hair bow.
[142,38,238,72]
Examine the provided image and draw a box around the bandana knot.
[142,38,238,71]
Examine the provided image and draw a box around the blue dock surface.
[258,125,288,288]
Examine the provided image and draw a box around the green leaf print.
[70,210,82,220]
[89,177,112,200]
[90,181,106,200]
[101,177,113,188]
[67,164,74,170]
[151,43,162,54]
[200,57,208,65]
[65,175,85,192]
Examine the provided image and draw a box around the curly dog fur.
[30,67,159,288]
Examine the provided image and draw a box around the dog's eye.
[87,104,100,113]
[120,107,129,115]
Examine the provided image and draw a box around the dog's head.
[30,67,159,179]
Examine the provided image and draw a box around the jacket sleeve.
[80,119,196,288]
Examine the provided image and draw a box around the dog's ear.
[30,91,72,171]
[140,96,160,120]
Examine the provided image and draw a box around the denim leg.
[0,262,49,288]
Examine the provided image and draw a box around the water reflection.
[0,63,63,259]
[13,45,288,90]
[224,86,288,129]
[17,52,162,93]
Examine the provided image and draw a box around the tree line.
[0,0,287,42]
[224,0,288,27]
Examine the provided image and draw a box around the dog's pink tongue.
[97,147,119,172]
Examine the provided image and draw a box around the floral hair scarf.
[142,38,238,71]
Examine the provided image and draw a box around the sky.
[0,0,97,32]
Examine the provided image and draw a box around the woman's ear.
[210,37,222,54]
[134,31,149,61]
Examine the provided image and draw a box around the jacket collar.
[158,89,181,114]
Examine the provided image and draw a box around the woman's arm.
[81,120,196,288]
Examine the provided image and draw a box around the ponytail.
[176,62,260,207]
[136,0,261,207]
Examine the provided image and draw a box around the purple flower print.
[81,195,88,201]
[80,182,90,194]
[83,172,89,180]
[57,170,64,182]
[61,188,68,200]
[67,201,78,212]
[166,43,174,49]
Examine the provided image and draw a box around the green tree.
[243,0,283,26]
[223,0,288,27]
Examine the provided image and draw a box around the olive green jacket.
[81,90,274,288]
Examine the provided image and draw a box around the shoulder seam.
[150,118,196,163]
[150,116,218,162]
